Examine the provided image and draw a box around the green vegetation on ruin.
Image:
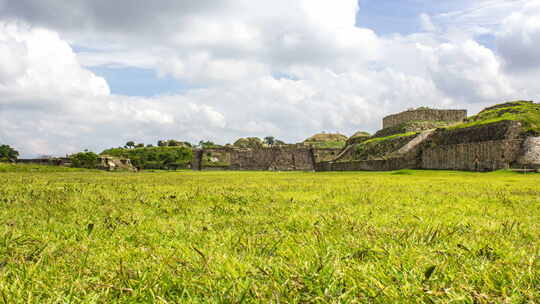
[101,146,193,170]
[0,168,538,303]
[352,132,418,160]
[304,133,348,143]
[306,141,347,149]
[361,131,418,146]
[349,131,371,139]
[233,137,264,149]
[375,121,449,138]
[304,133,347,149]
[448,100,540,135]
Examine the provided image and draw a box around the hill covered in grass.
[304,133,347,149]
[451,100,540,136]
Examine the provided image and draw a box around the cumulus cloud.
[426,40,515,102]
[420,13,438,32]
[0,22,227,156]
[1,1,539,156]
[497,0,540,71]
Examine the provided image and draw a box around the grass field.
[0,167,539,303]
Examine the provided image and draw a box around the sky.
[1,0,540,157]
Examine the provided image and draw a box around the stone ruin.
[382,108,467,129]
[317,104,540,172]
[16,156,136,172]
[191,103,540,172]
[192,145,341,171]
[16,103,539,173]
[97,156,136,171]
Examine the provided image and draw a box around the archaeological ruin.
[12,100,540,172]
[193,101,540,172]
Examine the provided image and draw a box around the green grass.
[0,163,96,173]
[448,100,540,134]
[0,169,539,303]
[361,131,418,145]
[306,141,346,149]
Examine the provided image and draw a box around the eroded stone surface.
[518,137,540,167]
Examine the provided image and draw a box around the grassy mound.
[349,131,371,139]
[304,133,347,149]
[304,133,347,143]
[346,131,371,145]
[233,137,264,149]
[354,132,419,160]
[451,100,540,135]
[374,121,449,138]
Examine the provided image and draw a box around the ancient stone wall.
[427,121,522,146]
[421,140,523,171]
[383,109,467,129]
[356,134,419,160]
[195,147,316,171]
[17,157,135,171]
[315,154,418,171]
[312,148,341,163]
[517,137,540,168]
[97,157,136,171]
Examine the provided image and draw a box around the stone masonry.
[383,109,467,129]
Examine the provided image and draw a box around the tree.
[199,141,218,149]
[125,141,135,149]
[167,140,182,147]
[136,143,145,148]
[157,140,168,147]
[264,136,275,146]
[166,140,192,147]
[70,152,99,169]
[0,145,19,162]
[100,145,193,170]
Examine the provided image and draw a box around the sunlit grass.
[0,168,539,303]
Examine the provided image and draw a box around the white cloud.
[420,13,438,32]
[0,22,227,156]
[426,40,515,102]
[497,0,540,71]
[1,1,540,156]
[0,22,109,97]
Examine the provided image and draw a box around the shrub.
[70,152,99,168]
[0,145,19,162]
[101,146,193,170]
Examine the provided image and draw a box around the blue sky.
[2,0,539,156]
[88,67,191,96]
